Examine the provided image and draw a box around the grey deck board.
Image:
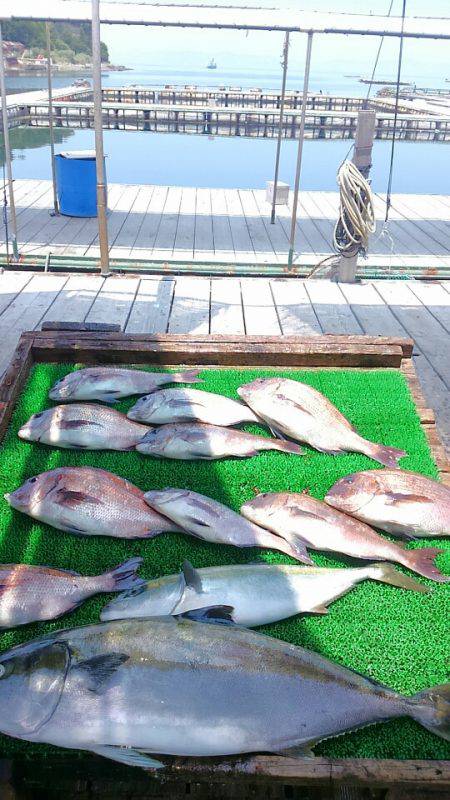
[168,276,210,334]
[240,278,281,335]
[210,278,245,334]
[270,279,322,335]
[305,280,363,334]
[125,277,175,334]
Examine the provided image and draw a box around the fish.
[100,559,428,625]
[18,404,150,451]
[325,469,450,539]
[0,558,144,628]
[4,467,181,539]
[49,367,203,403]
[136,422,303,459]
[127,388,259,426]
[240,492,449,583]
[0,616,447,770]
[143,488,313,562]
[237,377,406,468]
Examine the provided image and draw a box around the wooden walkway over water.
[0,271,449,450]
[3,179,450,272]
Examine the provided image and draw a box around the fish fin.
[75,653,129,693]
[268,425,289,441]
[176,605,236,625]
[277,743,317,759]
[274,532,314,565]
[401,548,449,583]
[59,419,103,430]
[407,683,450,741]
[90,745,165,770]
[56,489,104,508]
[273,440,305,456]
[368,444,406,468]
[274,394,316,417]
[368,562,429,594]
[101,557,144,592]
[387,493,433,506]
[171,369,203,385]
[96,392,123,404]
[181,560,203,593]
[60,519,89,535]
[309,604,329,615]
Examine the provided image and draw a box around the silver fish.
[0,617,447,770]
[5,467,180,539]
[101,559,427,625]
[237,377,406,468]
[325,469,450,539]
[144,488,312,562]
[241,492,449,583]
[0,558,143,628]
[49,367,202,403]
[136,422,303,459]
[18,404,149,451]
[127,388,259,426]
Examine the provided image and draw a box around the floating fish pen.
[0,328,448,798]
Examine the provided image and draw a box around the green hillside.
[3,21,109,63]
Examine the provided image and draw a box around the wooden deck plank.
[210,188,234,261]
[132,185,168,255]
[238,189,277,264]
[0,271,34,318]
[125,277,175,334]
[194,188,215,260]
[152,187,183,259]
[60,183,125,257]
[85,275,139,329]
[168,276,210,334]
[87,184,141,259]
[240,278,281,335]
[271,279,322,334]
[109,185,154,258]
[406,280,450,333]
[305,280,363,334]
[40,275,105,325]
[210,277,245,334]
[224,189,255,261]
[174,187,196,259]
[252,190,289,259]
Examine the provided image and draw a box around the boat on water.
[207,58,217,70]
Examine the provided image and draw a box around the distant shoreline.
[5,63,130,76]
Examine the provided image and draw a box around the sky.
[100,1,450,84]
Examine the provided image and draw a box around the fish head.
[237,378,280,404]
[144,488,216,535]
[100,574,182,621]
[18,409,54,442]
[240,492,284,525]
[0,639,69,737]
[5,471,60,514]
[49,371,85,401]
[127,393,159,421]
[136,426,170,454]
[325,472,379,515]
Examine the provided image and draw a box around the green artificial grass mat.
[0,363,448,764]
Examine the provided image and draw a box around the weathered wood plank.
[153,186,183,259]
[240,278,281,335]
[306,280,363,334]
[85,276,139,329]
[271,279,322,335]
[0,272,34,318]
[210,188,234,261]
[224,189,255,261]
[194,188,215,260]
[173,187,196,259]
[210,278,245,334]
[168,276,210,334]
[39,275,104,325]
[125,277,175,334]
[406,280,450,334]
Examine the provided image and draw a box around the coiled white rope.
[333,161,376,257]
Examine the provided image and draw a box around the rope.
[385,0,407,222]
[333,161,376,257]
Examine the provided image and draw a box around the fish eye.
[28,477,37,484]
[34,412,43,419]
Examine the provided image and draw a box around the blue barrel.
[55,151,107,217]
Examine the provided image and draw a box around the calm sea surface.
[3,67,450,194]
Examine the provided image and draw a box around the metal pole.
[0,22,19,260]
[46,22,59,215]
[91,0,110,275]
[270,31,290,224]
[288,31,313,268]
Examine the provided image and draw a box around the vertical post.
[288,32,313,268]
[46,23,59,215]
[0,22,19,260]
[91,0,110,275]
[338,109,376,283]
[270,31,290,224]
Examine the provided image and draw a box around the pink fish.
[49,367,202,403]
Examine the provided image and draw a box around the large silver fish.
[241,492,449,583]
[326,469,450,539]
[128,388,259,426]
[0,558,143,628]
[237,377,406,468]
[18,404,149,451]
[101,559,427,625]
[144,488,312,562]
[136,423,303,460]
[5,467,180,539]
[49,367,202,403]
[0,617,447,770]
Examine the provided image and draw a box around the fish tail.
[399,547,449,583]
[366,443,406,468]
[271,439,305,456]
[366,562,429,593]
[406,683,450,741]
[171,369,203,385]
[100,557,145,592]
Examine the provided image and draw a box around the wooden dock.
[0,271,449,450]
[2,179,450,273]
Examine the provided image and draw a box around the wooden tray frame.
[0,329,448,796]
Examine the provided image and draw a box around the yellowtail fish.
[326,469,450,538]
[0,558,143,628]
[101,559,427,625]
[237,377,406,467]
[5,467,181,539]
[19,404,149,451]
[128,388,259,426]
[0,617,447,769]
[241,492,449,583]
[49,367,202,403]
